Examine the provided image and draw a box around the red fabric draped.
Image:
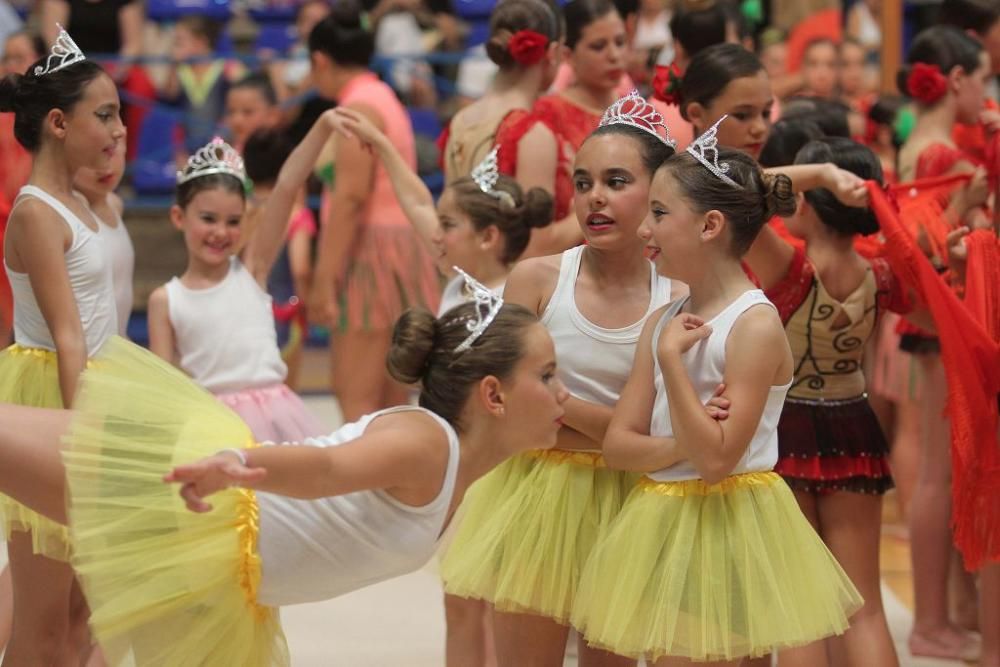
[867,182,1000,569]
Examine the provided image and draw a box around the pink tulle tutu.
[215,383,325,443]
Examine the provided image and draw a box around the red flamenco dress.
[767,246,912,494]
[494,94,603,221]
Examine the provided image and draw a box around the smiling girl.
[0,27,125,663]
[146,120,335,443]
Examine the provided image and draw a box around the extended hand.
[164,452,267,513]
[826,165,869,207]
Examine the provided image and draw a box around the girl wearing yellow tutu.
[442,91,695,666]
[571,120,864,665]
[0,276,571,665]
[0,26,125,663]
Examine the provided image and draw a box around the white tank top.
[164,257,287,393]
[82,195,134,337]
[541,245,672,409]
[256,406,461,606]
[437,274,506,317]
[647,290,791,482]
[5,186,117,356]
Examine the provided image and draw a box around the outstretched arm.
[244,109,343,285]
[334,107,444,266]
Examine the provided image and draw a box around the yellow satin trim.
[5,344,56,360]
[234,440,268,622]
[524,448,607,468]
[638,472,781,497]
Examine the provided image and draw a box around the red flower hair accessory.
[508,30,549,66]
[907,63,948,105]
[652,62,684,106]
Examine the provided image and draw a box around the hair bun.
[520,187,555,228]
[0,74,23,114]
[387,308,438,385]
[762,172,796,218]
[485,29,515,67]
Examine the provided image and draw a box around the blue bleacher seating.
[454,0,495,20]
[255,23,298,54]
[147,0,231,22]
[408,107,443,140]
[248,4,299,22]
[466,20,491,47]
[132,107,179,195]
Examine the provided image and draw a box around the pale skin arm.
[146,286,177,365]
[333,107,442,263]
[8,202,86,406]
[659,306,790,484]
[117,0,145,60]
[244,109,342,287]
[310,104,380,326]
[287,230,313,301]
[603,307,686,471]
[39,0,69,45]
[165,414,450,512]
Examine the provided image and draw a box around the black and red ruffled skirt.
[775,396,893,495]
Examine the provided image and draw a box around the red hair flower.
[652,62,684,106]
[508,30,549,66]
[907,63,948,105]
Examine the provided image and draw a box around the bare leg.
[0,566,10,651]
[888,392,921,520]
[446,594,496,667]
[493,608,570,667]
[775,491,829,667]
[981,563,1000,667]
[950,550,980,632]
[817,492,898,667]
[0,403,72,523]
[330,329,396,423]
[907,355,976,660]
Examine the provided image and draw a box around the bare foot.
[909,627,981,662]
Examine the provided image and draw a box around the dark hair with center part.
[669,1,728,59]
[659,148,796,255]
[563,0,619,49]
[679,43,765,122]
[388,303,540,429]
[448,175,554,264]
[781,97,851,137]
[308,0,374,67]
[230,72,277,107]
[176,173,247,209]
[485,0,562,68]
[243,129,293,185]
[794,137,882,237]
[897,26,983,98]
[587,122,675,173]
[0,59,109,152]
[759,117,824,168]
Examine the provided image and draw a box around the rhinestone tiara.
[452,267,504,353]
[34,24,86,77]
[176,137,247,186]
[686,115,739,188]
[599,90,676,148]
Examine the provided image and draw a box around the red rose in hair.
[907,63,948,105]
[508,30,549,66]
[652,62,684,106]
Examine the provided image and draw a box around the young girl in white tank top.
[146,120,344,443]
[443,92,684,666]
[572,124,863,664]
[0,39,126,664]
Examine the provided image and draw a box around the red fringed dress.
[494,94,603,221]
[767,247,912,494]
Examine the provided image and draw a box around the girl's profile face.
[954,52,990,126]
[501,322,567,452]
[61,73,126,172]
[75,141,126,202]
[572,133,653,251]
[567,11,627,92]
[691,71,773,159]
[639,168,703,279]
[432,188,495,275]
[171,186,246,267]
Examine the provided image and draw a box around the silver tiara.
[34,24,86,77]
[686,115,739,188]
[177,137,246,186]
[599,90,676,148]
[471,147,516,207]
[453,267,504,353]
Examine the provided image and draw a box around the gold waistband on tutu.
[5,344,56,360]
[524,448,606,468]
[235,442,269,622]
[639,471,781,497]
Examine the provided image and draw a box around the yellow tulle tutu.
[441,449,638,624]
[0,344,72,560]
[572,473,863,662]
[63,337,289,666]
